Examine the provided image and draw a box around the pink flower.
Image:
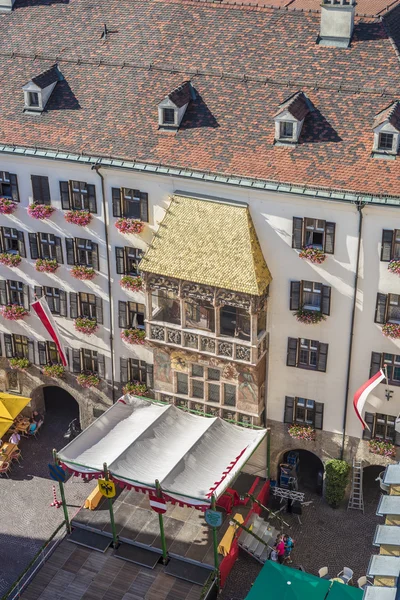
[65,210,92,227]
[77,372,100,388]
[35,259,58,273]
[299,246,326,264]
[115,218,145,235]
[382,323,400,339]
[0,253,22,267]
[122,381,147,396]
[71,265,96,280]
[28,204,55,220]
[0,304,29,320]
[0,197,17,214]
[388,260,400,276]
[120,276,143,292]
[74,317,98,335]
[294,308,326,324]
[121,328,146,345]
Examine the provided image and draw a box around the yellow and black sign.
[98,479,116,498]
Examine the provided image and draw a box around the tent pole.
[266,427,271,480]
[211,496,220,589]
[103,462,118,548]
[53,449,71,534]
[155,479,168,564]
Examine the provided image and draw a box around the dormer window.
[378,133,394,152]
[274,92,312,145]
[280,122,294,140]
[158,81,194,129]
[28,92,39,107]
[163,108,175,126]
[372,102,400,157]
[22,64,61,114]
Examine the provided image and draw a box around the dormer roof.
[274,92,310,122]
[26,65,60,90]
[373,102,400,132]
[162,81,192,108]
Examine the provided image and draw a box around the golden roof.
[140,194,272,296]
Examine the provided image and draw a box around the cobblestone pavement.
[0,398,92,597]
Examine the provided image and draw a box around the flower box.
[382,323,400,339]
[42,364,65,378]
[0,197,17,215]
[299,246,326,264]
[121,328,146,345]
[0,304,29,320]
[9,357,30,370]
[0,253,22,268]
[294,308,326,324]
[122,381,148,396]
[369,439,396,459]
[74,317,98,335]
[115,218,145,235]
[388,259,400,276]
[120,275,143,292]
[35,258,59,273]
[71,265,96,280]
[77,372,100,389]
[28,203,55,220]
[288,424,316,441]
[65,210,92,227]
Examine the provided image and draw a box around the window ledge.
[371,151,397,160]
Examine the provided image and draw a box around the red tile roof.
[373,102,400,131]
[274,92,310,121]
[0,0,399,198]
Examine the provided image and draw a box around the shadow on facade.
[277,448,324,495]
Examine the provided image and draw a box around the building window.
[381,229,400,261]
[280,122,294,139]
[29,232,63,262]
[115,246,143,276]
[375,293,400,325]
[290,281,331,314]
[151,290,180,325]
[4,333,34,362]
[59,180,97,212]
[0,280,29,309]
[118,300,145,329]
[112,187,149,221]
[378,133,394,151]
[292,217,336,254]
[363,412,398,444]
[163,108,175,125]
[283,396,324,429]
[370,352,400,386]
[120,358,147,384]
[0,227,25,256]
[0,171,19,202]
[65,238,99,270]
[31,175,51,205]
[80,293,97,319]
[223,384,236,407]
[34,286,67,316]
[208,383,220,403]
[83,349,98,372]
[185,299,215,332]
[287,338,328,372]
[208,368,220,381]
[28,92,39,107]
[220,305,250,340]
[176,372,189,395]
[69,292,103,323]
[71,349,105,377]
[38,341,61,365]
[192,379,204,399]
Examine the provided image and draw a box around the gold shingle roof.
[140,194,272,296]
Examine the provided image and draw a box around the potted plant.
[299,246,326,264]
[42,364,65,379]
[120,275,143,292]
[77,372,100,388]
[0,197,17,215]
[388,259,400,276]
[74,317,98,335]
[369,439,396,459]
[115,218,145,235]
[382,323,400,339]
[294,308,326,324]
[325,459,350,507]
[288,424,316,441]
[71,265,96,280]
[65,210,92,227]
[122,381,148,396]
[0,253,22,267]
[28,203,55,220]
[121,328,146,345]
[35,258,59,273]
[0,304,29,320]
[9,357,30,370]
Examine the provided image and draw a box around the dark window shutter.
[60,181,71,210]
[395,428,400,447]
[0,230,3,253]
[284,396,295,423]
[324,222,336,254]
[140,192,149,223]
[4,334,13,358]
[112,188,122,217]
[91,243,99,271]
[59,290,67,317]
[315,402,324,430]
[55,237,63,264]
[65,238,75,265]
[381,230,394,262]
[34,286,43,299]
[289,281,301,311]
[317,343,328,372]
[70,293,78,319]
[115,247,125,274]
[28,340,35,364]
[0,280,7,305]
[370,352,382,378]
[29,233,40,260]
[374,293,388,324]
[146,363,153,389]
[10,174,19,202]
[72,349,81,373]
[95,296,103,324]
[119,301,128,328]
[23,284,30,310]
[31,175,50,205]
[38,341,47,365]
[322,286,331,316]
[87,184,97,214]
[287,338,298,367]
[292,217,303,249]
[97,354,105,378]
[362,412,374,440]
[120,358,129,384]
[17,231,26,258]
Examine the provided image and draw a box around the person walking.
[284,534,294,564]
[270,545,278,562]
[276,535,285,564]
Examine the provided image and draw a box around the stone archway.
[277,448,325,495]
[363,463,386,510]
[30,384,81,446]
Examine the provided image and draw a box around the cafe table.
[0,442,17,468]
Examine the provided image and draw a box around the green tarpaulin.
[329,581,363,600]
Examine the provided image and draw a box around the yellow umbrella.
[0,416,13,439]
[0,393,31,420]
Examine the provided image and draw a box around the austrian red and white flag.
[31,296,68,366]
[353,369,386,429]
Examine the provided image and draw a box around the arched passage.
[277,449,324,495]
[30,385,80,449]
[363,464,386,509]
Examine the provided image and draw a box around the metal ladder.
[348,459,364,512]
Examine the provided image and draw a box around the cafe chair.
[11,449,22,464]
[337,568,354,584]
[318,567,329,579]
[357,576,372,590]
[0,462,11,478]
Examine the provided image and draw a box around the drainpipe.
[340,201,364,460]
[92,164,116,404]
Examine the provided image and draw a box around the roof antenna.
[101,23,109,41]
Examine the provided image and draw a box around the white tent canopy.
[58,396,267,508]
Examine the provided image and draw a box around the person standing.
[276,535,285,564]
[9,431,21,445]
[284,534,294,564]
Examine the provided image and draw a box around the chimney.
[0,0,16,11]
[319,0,356,48]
